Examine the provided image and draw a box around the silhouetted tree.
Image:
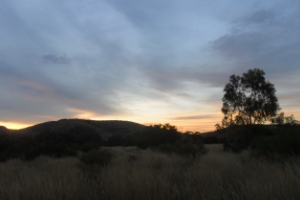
[270,112,299,125]
[216,68,280,130]
[134,124,180,148]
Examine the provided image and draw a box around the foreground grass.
[0,145,300,200]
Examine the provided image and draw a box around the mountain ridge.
[1,119,146,140]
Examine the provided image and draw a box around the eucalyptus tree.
[216,68,280,130]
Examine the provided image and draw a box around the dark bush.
[79,148,113,166]
[35,125,102,146]
[107,134,123,146]
[0,152,8,162]
[157,132,206,158]
[202,135,220,144]
[122,135,135,146]
[78,142,101,152]
[158,142,206,159]
[133,124,181,148]
[222,125,272,153]
[250,126,300,159]
[223,132,252,153]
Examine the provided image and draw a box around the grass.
[0,144,300,200]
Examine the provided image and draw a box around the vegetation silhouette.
[216,68,279,130]
[215,68,300,158]
[0,120,207,161]
[132,124,206,158]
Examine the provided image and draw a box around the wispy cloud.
[170,115,216,120]
[211,4,300,76]
[42,54,71,64]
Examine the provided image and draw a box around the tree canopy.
[216,68,280,130]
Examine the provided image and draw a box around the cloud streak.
[42,54,71,64]
[170,115,216,120]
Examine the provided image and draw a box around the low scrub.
[79,148,113,166]
[133,124,181,149]
[221,125,300,160]
[157,142,207,159]
[222,125,273,153]
[251,126,300,159]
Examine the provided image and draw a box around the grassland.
[0,144,300,200]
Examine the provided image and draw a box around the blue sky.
[1,0,299,132]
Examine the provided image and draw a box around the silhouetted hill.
[0,119,147,160]
[15,119,146,140]
[0,126,8,135]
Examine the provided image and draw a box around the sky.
[1,0,300,132]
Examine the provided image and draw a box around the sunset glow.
[0,122,31,130]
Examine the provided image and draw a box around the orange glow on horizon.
[0,117,219,132]
[2,120,214,132]
[68,108,98,119]
[0,121,31,130]
[93,113,221,133]
[139,121,217,133]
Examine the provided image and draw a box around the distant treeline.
[107,124,206,157]
[0,123,206,161]
[1,121,299,162]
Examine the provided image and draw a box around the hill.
[0,119,146,160]
[15,119,146,140]
[0,126,8,134]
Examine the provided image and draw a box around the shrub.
[122,135,135,146]
[250,126,300,159]
[0,152,8,162]
[222,125,272,153]
[223,132,252,153]
[79,148,113,166]
[78,142,101,152]
[158,142,206,159]
[107,134,123,146]
[203,135,220,144]
[133,124,180,148]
